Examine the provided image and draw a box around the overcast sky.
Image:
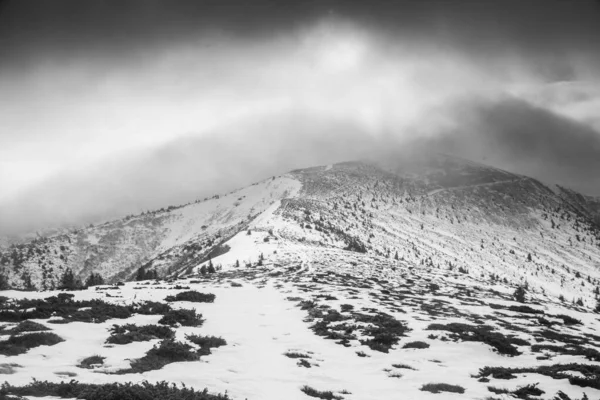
[1,0,600,235]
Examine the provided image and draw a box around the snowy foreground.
[2,258,600,400]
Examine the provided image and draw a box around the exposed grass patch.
[165,291,216,303]
[420,383,465,394]
[77,355,106,369]
[0,332,64,356]
[0,380,231,399]
[300,385,343,400]
[158,309,204,327]
[106,324,175,344]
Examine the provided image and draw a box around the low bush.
[165,291,215,303]
[427,323,521,356]
[392,363,416,370]
[284,352,311,359]
[0,380,231,399]
[0,332,64,356]
[555,314,582,326]
[297,359,311,368]
[0,363,21,374]
[477,363,600,389]
[78,355,105,369]
[420,383,465,394]
[185,334,226,355]
[134,301,172,315]
[119,339,201,374]
[106,324,175,344]
[8,321,50,334]
[512,383,544,399]
[402,341,430,349]
[300,385,343,400]
[158,309,204,327]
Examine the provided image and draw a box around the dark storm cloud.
[2,0,600,71]
[1,0,600,235]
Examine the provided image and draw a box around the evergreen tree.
[59,268,81,290]
[513,285,526,303]
[200,265,208,275]
[207,261,216,274]
[85,272,104,287]
[0,272,9,290]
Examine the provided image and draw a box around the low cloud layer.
[1,1,600,235]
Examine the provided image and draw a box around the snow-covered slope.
[2,156,600,399]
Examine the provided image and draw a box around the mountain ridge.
[2,156,600,309]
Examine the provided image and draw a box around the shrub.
[158,309,204,327]
[513,286,526,303]
[340,304,354,312]
[402,341,430,349]
[392,363,416,370]
[0,380,231,399]
[165,291,215,303]
[120,340,201,374]
[0,332,64,356]
[477,364,600,389]
[0,296,137,323]
[106,324,175,344]
[0,363,21,374]
[284,352,311,359]
[78,355,105,369]
[185,334,226,355]
[300,385,343,400]
[487,386,509,394]
[426,323,521,356]
[512,383,544,398]
[556,314,582,326]
[297,359,311,368]
[9,320,50,334]
[420,383,465,394]
[134,301,171,315]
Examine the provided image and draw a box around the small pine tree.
[513,286,526,303]
[85,272,105,287]
[0,273,10,290]
[527,253,532,262]
[200,265,207,275]
[207,263,216,274]
[234,260,240,268]
[60,268,81,290]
